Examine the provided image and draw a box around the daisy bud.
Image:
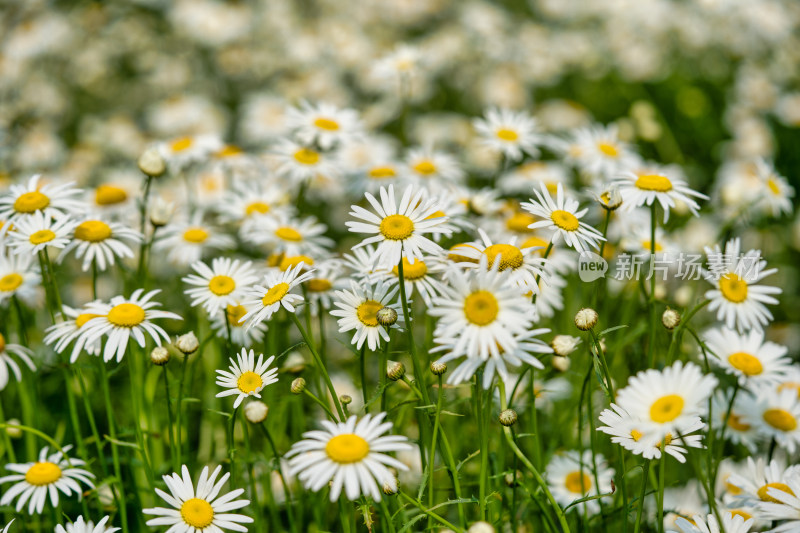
[282,352,307,374]
[150,346,170,366]
[662,308,681,330]
[244,401,269,424]
[468,521,496,533]
[149,196,175,227]
[596,186,622,211]
[138,147,167,177]
[382,480,398,496]
[376,306,398,327]
[552,355,571,372]
[175,332,199,355]
[340,394,352,405]
[499,409,517,427]
[504,470,522,487]
[5,419,22,439]
[430,361,447,376]
[291,377,306,394]
[574,308,598,331]
[551,334,581,356]
[387,361,406,381]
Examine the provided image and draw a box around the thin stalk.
[476,372,488,520]
[175,353,190,466]
[397,258,431,406]
[657,443,666,533]
[648,203,658,368]
[241,419,264,533]
[397,491,463,532]
[380,328,391,412]
[228,406,240,487]
[303,389,338,421]
[426,374,444,529]
[633,460,651,533]
[359,345,368,411]
[163,366,179,472]
[259,423,297,533]
[99,360,129,533]
[0,398,16,462]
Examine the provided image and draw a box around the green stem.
[359,345,368,412]
[476,372,489,520]
[259,423,297,533]
[303,389,338,421]
[397,491,463,532]
[163,366,179,472]
[426,374,444,529]
[380,329,391,412]
[657,443,666,533]
[0,398,17,462]
[290,313,345,420]
[397,258,431,406]
[633,460,651,533]
[648,203,658,368]
[228,406,240,487]
[176,352,190,466]
[98,360,129,533]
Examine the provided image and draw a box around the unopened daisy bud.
[376,306,398,327]
[504,470,522,487]
[552,355,571,372]
[5,419,22,439]
[149,196,175,227]
[468,521,496,533]
[662,308,681,330]
[291,377,306,394]
[596,186,623,211]
[387,361,406,381]
[499,409,517,427]
[382,480,398,496]
[175,332,199,355]
[551,334,581,356]
[574,308,598,331]
[244,401,269,424]
[430,361,447,376]
[150,346,170,366]
[138,146,167,177]
[340,394,352,405]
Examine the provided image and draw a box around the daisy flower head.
[613,165,708,223]
[615,361,718,441]
[0,174,84,224]
[522,182,605,252]
[55,516,120,533]
[90,180,136,218]
[498,160,570,197]
[272,138,340,186]
[0,332,36,390]
[753,158,793,218]
[673,513,754,533]
[545,450,614,516]
[5,211,75,256]
[565,124,640,178]
[58,216,141,272]
[330,279,403,351]
[741,386,800,453]
[757,469,800,532]
[346,184,451,269]
[404,146,464,186]
[473,107,541,161]
[726,456,799,507]
[285,412,412,502]
[0,247,41,306]
[156,134,223,171]
[239,262,314,330]
[372,255,448,308]
[218,179,290,226]
[79,289,182,363]
[242,211,333,258]
[703,238,781,332]
[210,303,267,348]
[43,303,104,363]
[286,100,364,150]
[711,389,759,452]
[216,348,279,409]
[183,258,259,317]
[154,212,235,268]
[0,445,95,515]
[703,327,792,388]
[143,464,253,532]
[304,259,346,315]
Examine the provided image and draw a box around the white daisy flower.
[239,262,314,330]
[79,289,182,363]
[704,327,792,388]
[346,184,451,269]
[563,124,640,178]
[372,256,448,308]
[156,134,223,170]
[89,181,136,218]
[0,445,95,515]
[473,107,541,161]
[242,212,333,258]
[183,258,259,317]
[757,470,800,532]
[55,516,119,533]
[215,348,279,409]
[0,332,35,391]
[533,266,567,320]
[726,457,799,507]
[143,464,253,532]
[154,213,235,267]
[522,182,606,252]
[658,481,708,531]
[741,387,800,453]
[0,248,41,306]
[210,303,267,349]
[545,450,614,516]
[0,174,84,224]
[330,279,403,351]
[5,211,75,256]
[217,179,290,225]
[43,304,103,363]
[285,412,412,502]
[272,138,340,186]
[703,238,781,332]
[613,165,707,223]
[673,512,754,533]
[711,389,759,452]
[286,101,364,150]
[499,161,569,197]
[304,259,347,315]
[404,146,464,185]
[58,217,141,272]
[752,158,793,218]
[342,245,383,280]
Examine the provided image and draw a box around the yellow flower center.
[447,244,479,264]
[171,137,193,152]
[245,201,270,215]
[724,475,743,495]
[226,304,247,325]
[183,228,209,243]
[237,371,263,394]
[484,244,524,271]
[180,498,214,528]
[635,174,673,192]
[392,258,427,280]
[29,229,56,245]
[649,394,685,423]
[275,227,303,242]
[107,303,146,327]
[630,429,643,441]
[368,166,396,179]
[307,278,333,292]
[216,145,242,158]
[261,282,290,306]
[25,462,63,486]
[279,255,313,271]
[293,148,320,165]
[551,210,579,232]
[95,185,128,206]
[0,273,24,292]
[412,160,437,175]
[564,471,592,494]
[379,214,414,240]
[496,128,519,141]
[719,273,748,303]
[640,240,663,252]
[763,408,797,432]
[758,482,795,503]
[0,333,5,353]
[13,191,50,213]
[727,351,763,376]
[75,220,112,242]
[463,290,499,326]
[75,313,101,328]
[725,412,751,431]
[730,510,752,521]
[521,236,548,252]
[767,178,781,195]
[356,300,383,327]
[597,142,619,157]
[424,210,446,221]
[313,117,340,131]
[208,275,236,296]
[325,433,370,463]
[506,212,536,233]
